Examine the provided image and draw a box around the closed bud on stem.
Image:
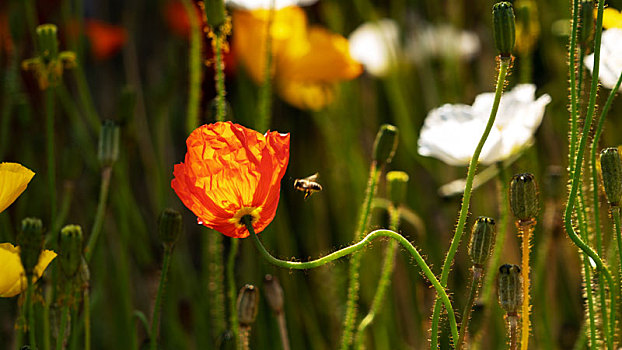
[59,225,83,278]
[205,0,227,31]
[17,217,44,277]
[98,120,120,168]
[469,217,496,267]
[237,284,259,326]
[263,274,284,314]
[493,2,516,58]
[497,264,523,314]
[509,173,539,222]
[579,0,594,48]
[36,24,59,62]
[158,209,183,249]
[600,147,622,207]
[386,171,409,206]
[372,124,399,166]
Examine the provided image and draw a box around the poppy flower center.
[230,206,262,228]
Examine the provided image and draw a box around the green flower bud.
[600,147,622,206]
[469,217,496,267]
[493,2,516,58]
[509,173,539,222]
[158,208,183,249]
[17,217,44,276]
[237,284,259,326]
[386,171,409,206]
[497,264,523,314]
[263,274,284,314]
[372,124,399,166]
[205,0,227,31]
[579,0,594,48]
[36,24,59,62]
[98,120,120,168]
[59,225,83,278]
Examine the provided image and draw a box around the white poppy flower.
[417,84,552,166]
[585,28,622,91]
[225,0,318,10]
[348,19,400,77]
[406,24,480,63]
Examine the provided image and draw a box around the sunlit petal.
[0,163,35,214]
[0,243,56,298]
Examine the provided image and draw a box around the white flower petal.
[348,19,400,77]
[585,28,622,90]
[406,24,480,63]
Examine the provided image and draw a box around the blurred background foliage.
[2,0,622,348]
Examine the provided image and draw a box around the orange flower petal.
[85,20,128,61]
[172,122,289,238]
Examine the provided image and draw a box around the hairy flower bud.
[158,208,183,249]
[237,284,259,326]
[509,173,539,222]
[386,171,409,206]
[263,274,284,314]
[98,120,120,168]
[59,225,83,278]
[18,217,44,276]
[497,264,523,314]
[600,147,622,206]
[372,124,399,166]
[469,217,496,267]
[493,2,516,58]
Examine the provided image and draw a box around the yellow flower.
[0,162,35,213]
[233,6,362,110]
[603,7,622,29]
[0,243,56,297]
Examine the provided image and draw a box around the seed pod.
[98,120,120,168]
[158,208,183,249]
[600,147,622,207]
[386,171,409,206]
[469,217,496,267]
[497,264,523,314]
[59,225,83,278]
[263,274,284,314]
[17,218,44,276]
[493,2,516,58]
[509,173,539,222]
[372,124,399,166]
[237,284,259,326]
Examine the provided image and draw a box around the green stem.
[256,4,275,132]
[340,162,381,350]
[182,0,202,133]
[214,33,227,122]
[26,278,37,348]
[430,57,511,348]
[45,87,57,228]
[457,267,483,350]
[577,196,598,349]
[354,204,401,349]
[568,0,580,177]
[84,287,91,350]
[228,238,240,347]
[150,246,174,350]
[56,304,70,350]
[205,232,226,340]
[85,167,112,262]
[245,218,460,344]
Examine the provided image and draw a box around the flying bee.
[294,173,323,200]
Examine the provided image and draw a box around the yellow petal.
[0,243,56,298]
[277,79,335,110]
[602,8,622,30]
[0,163,35,214]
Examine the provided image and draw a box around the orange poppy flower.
[163,0,204,39]
[85,19,127,60]
[172,121,290,238]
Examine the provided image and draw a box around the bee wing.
[304,172,319,181]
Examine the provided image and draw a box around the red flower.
[172,122,290,238]
[85,19,127,60]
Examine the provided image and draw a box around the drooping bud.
[36,24,59,62]
[17,218,44,276]
[263,275,284,314]
[158,208,183,249]
[492,2,516,58]
[237,284,259,326]
[386,171,409,206]
[600,147,622,206]
[372,124,399,166]
[509,173,539,222]
[469,217,496,267]
[497,264,523,314]
[579,0,594,48]
[98,120,120,168]
[59,225,83,278]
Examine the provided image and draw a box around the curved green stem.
[341,162,381,350]
[354,204,401,349]
[227,238,240,347]
[85,167,112,262]
[150,246,173,350]
[430,57,511,348]
[245,218,459,343]
[181,0,202,133]
[456,267,483,350]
